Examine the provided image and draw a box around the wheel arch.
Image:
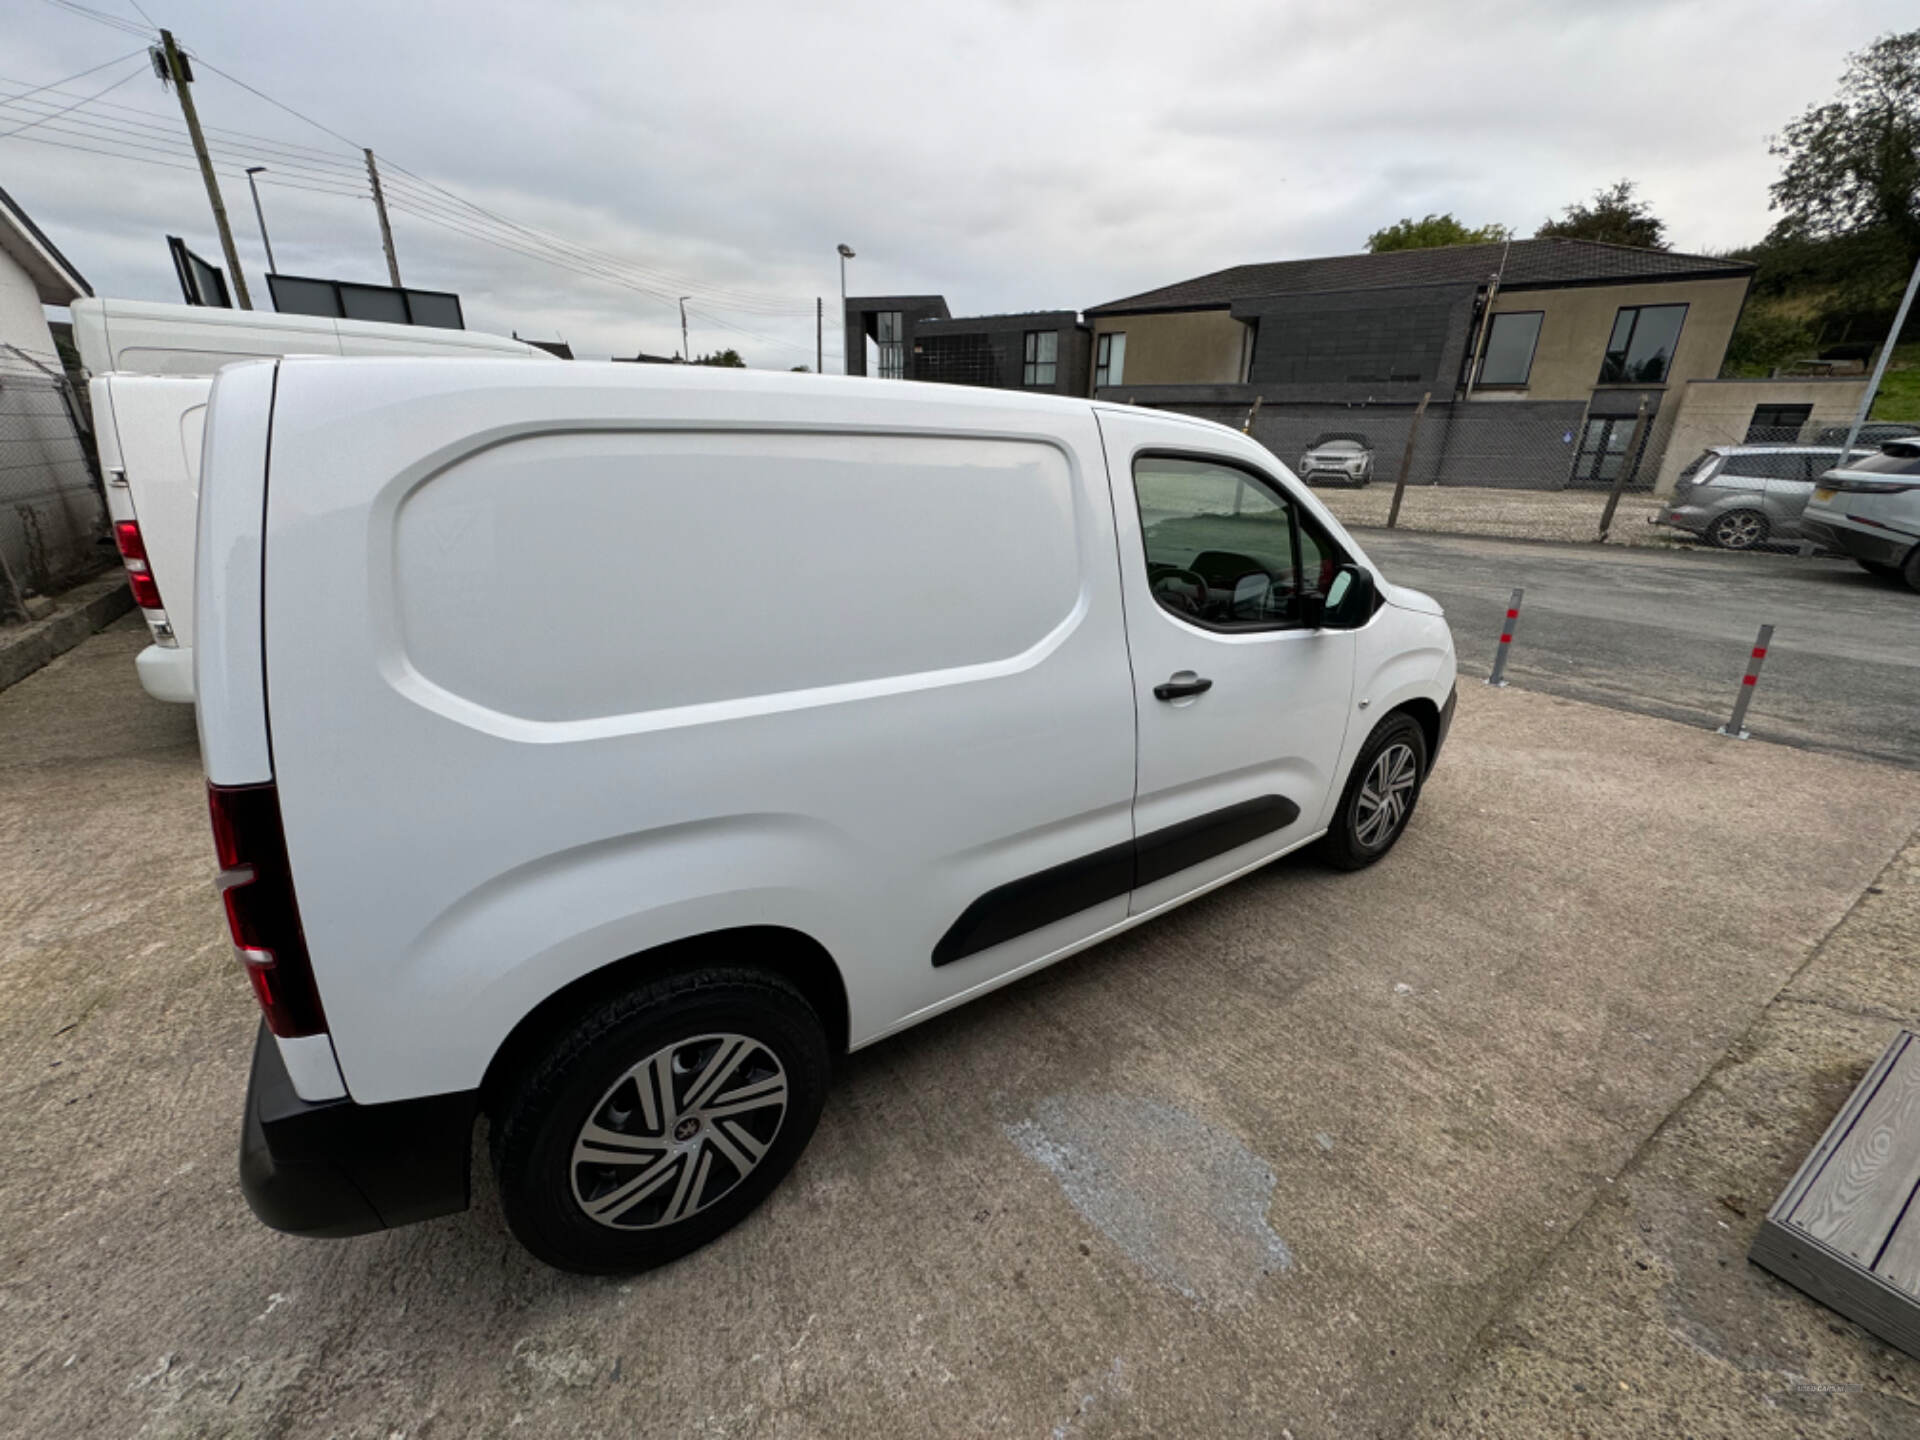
[479,925,850,1114]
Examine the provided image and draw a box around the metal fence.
[0,344,107,621]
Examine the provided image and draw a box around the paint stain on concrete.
[1005,1094,1293,1311]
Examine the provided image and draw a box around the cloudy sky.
[4,0,1910,365]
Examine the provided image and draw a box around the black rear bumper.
[239,1022,477,1238]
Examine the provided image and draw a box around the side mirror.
[1315,563,1376,630]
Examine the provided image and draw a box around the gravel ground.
[1315,484,1673,548]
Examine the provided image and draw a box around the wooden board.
[1750,1029,1920,1361]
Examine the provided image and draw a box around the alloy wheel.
[1713,512,1764,549]
[1354,742,1418,849]
[570,1032,789,1230]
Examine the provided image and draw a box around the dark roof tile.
[1088,238,1750,314]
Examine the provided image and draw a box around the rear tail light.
[208,782,328,1037]
[113,520,165,611]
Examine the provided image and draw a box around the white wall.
[0,253,59,364]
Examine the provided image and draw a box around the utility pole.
[157,30,250,309]
[365,149,402,287]
[816,297,823,374]
[678,296,692,362]
[837,244,855,374]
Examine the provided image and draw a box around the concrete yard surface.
[4,617,1920,1437]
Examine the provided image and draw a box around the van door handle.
[1153,672,1213,701]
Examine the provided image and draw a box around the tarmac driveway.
[3,617,1919,1438]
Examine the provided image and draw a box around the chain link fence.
[0,343,108,621]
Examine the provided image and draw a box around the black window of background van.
[1479,311,1543,386]
[1600,304,1686,384]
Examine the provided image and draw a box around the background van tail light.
[207,782,327,1037]
[113,520,165,611]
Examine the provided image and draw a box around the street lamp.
[836,244,855,374]
[245,166,277,276]
[678,296,692,363]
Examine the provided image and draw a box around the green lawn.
[1871,343,1920,422]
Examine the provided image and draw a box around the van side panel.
[194,361,278,785]
[260,361,1138,1105]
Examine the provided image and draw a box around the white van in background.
[199,358,1458,1272]
[75,297,552,701]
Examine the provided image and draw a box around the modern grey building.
[1083,239,1759,491]
[843,296,1091,396]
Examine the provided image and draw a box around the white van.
[201,358,1457,1272]
[74,297,552,702]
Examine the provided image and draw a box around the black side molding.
[932,794,1301,968]
[240,1022,476,1238]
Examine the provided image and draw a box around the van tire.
[1316,713,1429,872]
[490,966,830,1275]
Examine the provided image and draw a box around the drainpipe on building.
[1461,238,1512,402]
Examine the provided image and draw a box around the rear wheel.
[1705,510,1768,550]
[491,966,830,1274]
[1317,712,1429,871]
[1903,545,1920,595]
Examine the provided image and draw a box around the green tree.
[693,348,746,368]
[1770,28,1920,273]
[1536,180,1668,250]
[1366,214,1511,252]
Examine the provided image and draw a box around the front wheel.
[1316,713,1429,871]
[491,966,830,1274]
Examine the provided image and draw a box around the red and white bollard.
[1486,588,1523,688]
[1717,623,1774,740]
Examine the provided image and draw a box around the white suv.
[1802,440,1920,590]
[198,359,1457,1272]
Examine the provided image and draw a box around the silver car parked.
[1656,444,1868,550]
[1298,434,1374,487]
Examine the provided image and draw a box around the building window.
[1745,403,1812,443]
[1477,311,1542,387]
[876,311,905,379]
[1095,332,1126,388]
[1023,330,1058,387]
[1599,304,1686,384]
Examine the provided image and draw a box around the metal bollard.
[1717,623,1774,740]
[1486,588,1523,688]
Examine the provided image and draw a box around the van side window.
[1132,456,1341,629]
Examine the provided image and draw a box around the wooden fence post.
[1597,394,1651,541]
[1386,392,1431,529]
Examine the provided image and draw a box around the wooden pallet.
[1751,1028,1920,1359]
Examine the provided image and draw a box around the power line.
[38,0,153,39]
[0,46,146,109]
[0,59,161,140]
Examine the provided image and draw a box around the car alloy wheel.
[1708,510,1766,550]
[570,1032,789,1230]
[1354,741,1418,849]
